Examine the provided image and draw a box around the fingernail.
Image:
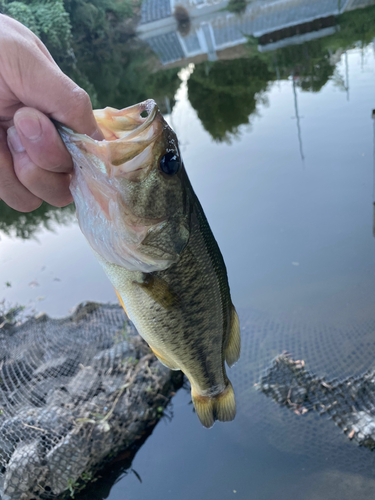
[16,114,42,141]
[7,127,25,153]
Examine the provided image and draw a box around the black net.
[3,303,375,498]
[0,303,182,500]
[230,308,375,478]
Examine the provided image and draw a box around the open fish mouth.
[58,99,165,182]
[93,99,159,142]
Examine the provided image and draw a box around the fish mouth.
[59,99,165,181]
[93,99,160,143]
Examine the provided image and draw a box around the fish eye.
[159,151,181,175]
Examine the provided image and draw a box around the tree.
[0,0,72,57]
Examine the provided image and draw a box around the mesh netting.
[258,353,375,450]
[3,303,375,498]
[230,308,375,477]
[0,303,182,500]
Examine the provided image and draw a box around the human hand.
[0,14,103,212]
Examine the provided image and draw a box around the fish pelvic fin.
[115,288,129,318]
[191,381,236,429]
[150,346,180,371]
[225,306,241,367]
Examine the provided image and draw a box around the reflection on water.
[2,0,375,499]
[187,58,273,142]
[0,200,75,240]
[258,352,375,451]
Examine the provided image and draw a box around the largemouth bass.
[58,99,240,428]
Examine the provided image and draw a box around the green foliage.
[225,0,247,15]
[0,200,75,239]
[1,0,72,56]
[0,304,25,325]
[85,54,181,110]
[188,57,274,142]
[332,3,375,48]
[33,0,72,52]
[265,39,335,93]
[4,1,40,35]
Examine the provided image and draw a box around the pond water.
[2,0,375,498]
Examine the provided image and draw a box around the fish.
[58,99,240,428]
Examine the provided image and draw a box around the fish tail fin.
[191,381,236,428]
[214,380,236,422]
[225,306,241,367]
[191,390,215,428]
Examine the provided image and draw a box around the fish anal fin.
[115,289,129,318]
[191,381,236,429]
[225,306,241,367]
[150,346,180,371]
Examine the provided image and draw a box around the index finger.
[22,67,103,139]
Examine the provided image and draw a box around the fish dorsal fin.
[134,274,180,310]
[225,306,241,367]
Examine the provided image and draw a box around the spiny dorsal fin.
[225,306,241,367]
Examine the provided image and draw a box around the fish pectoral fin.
[225,306,241,367]
[134,274,180,310]
[139,219,189,261]
[150,346,180,371]
[191,381,236,429]
[114,288,129,318]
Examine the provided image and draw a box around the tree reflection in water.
[0,201,75,239]
[187,4,375,142]
[188,57,274,143]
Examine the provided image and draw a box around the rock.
[0,303,183,500]
[3,441,42,498]
[67,366,99,400]
[46,432,91,495]
[33,356,76,378]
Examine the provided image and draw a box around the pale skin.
[0,14,104,212]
